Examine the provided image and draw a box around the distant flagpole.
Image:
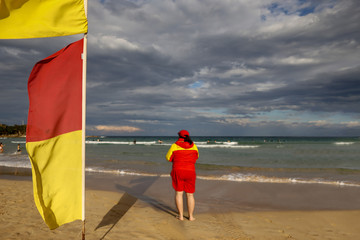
[82,0,88,239]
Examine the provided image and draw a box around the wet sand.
[1,172,360,239]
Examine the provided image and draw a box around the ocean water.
[1,136,360,187]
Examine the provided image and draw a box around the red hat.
[178,130,190,138]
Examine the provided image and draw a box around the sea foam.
[197,173,360,187]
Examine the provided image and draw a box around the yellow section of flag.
[0,0,88,39]
[26,130,82,229]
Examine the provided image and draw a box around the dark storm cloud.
[274,67,360,113]
[227,66,360,114]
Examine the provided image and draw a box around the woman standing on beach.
[166,130,199,221]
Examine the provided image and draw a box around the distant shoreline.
[0,134,26,138]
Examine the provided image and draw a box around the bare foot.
[176,216,184,221]
[188,217,196,221]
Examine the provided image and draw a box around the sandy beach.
[1,172,360,240]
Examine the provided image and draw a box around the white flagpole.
[82,0,88,239]
[81,34,87,240]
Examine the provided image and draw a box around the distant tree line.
[0,124,26,136]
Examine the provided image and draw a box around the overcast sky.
[1,0,359,136]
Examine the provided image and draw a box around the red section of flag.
[27,39,83,142]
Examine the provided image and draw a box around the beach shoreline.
[1,171,360,239]
[3,166,360,211]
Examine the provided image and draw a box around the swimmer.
[17,144,21,153]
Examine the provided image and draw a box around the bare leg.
[175,191,184,220]
[186,193,195,221]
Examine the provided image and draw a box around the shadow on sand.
[95,192,137,239]
[95,176,176,239]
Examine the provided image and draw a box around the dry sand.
[1,175,360,240]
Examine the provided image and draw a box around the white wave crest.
[0,159,31,169]
[334,142,355,145]
[85,167,159,177]
[197,144,259,149]
[86,140,157,145]
[85,140,258,149]
[197,173,360,187]
[11,141,26,144]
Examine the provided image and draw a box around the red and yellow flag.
[26,39,84,229]
[0,0,88,39]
